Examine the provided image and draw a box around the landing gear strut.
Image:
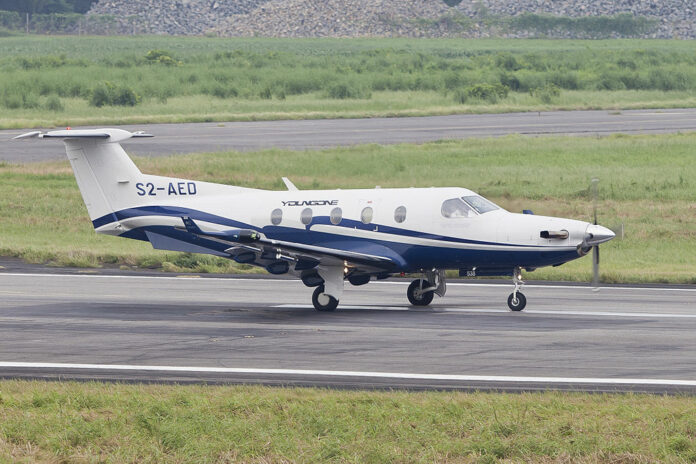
[507,267,526,311]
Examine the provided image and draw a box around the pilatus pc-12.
[15,128,615,312]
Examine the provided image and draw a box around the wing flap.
[180,217,397,270]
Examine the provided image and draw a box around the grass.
[1,132,695,283]
[1,380,696,463]
[2,36,696,127]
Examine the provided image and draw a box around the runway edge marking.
[1,273,695,292]
[1,362,695,387]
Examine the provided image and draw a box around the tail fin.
[14,128,152,224]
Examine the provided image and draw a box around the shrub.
[45,95,64,112]
[495,53,521,71]
[326,82,371,99]
[89,82,140,107]
[210,85,239,99]
[144,49,181,66]
[112,87,139,106]
[460,83,509,103]
[530,83,561,103]
[453,88,468,104]
[259,85,273,100]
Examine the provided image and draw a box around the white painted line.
[0,362,694,387]
[275,304,409,311]
[274,304,696,318]
[1,272,694,292]
[0,272,291,283]
[375,281,696,292]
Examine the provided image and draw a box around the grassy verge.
[3,90,696,130]
[1,381,695,463]
[1,132,695,283]
[2,36,696,127]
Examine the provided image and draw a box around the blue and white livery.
[15,128,615,311]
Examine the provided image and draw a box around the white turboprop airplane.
[15,128,615,312]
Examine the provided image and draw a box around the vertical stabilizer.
[14,128,151,223]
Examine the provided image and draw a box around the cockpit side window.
[441,198,475,218]
[461,195,499,214]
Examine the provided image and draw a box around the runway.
[1,271,695,393]
[3,108,696,162]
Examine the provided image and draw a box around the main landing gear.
[407,269,446,306]
[507,267,526,311]
[312,285,339,312]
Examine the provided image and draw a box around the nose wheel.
[507,267,526,311]
[507,292,526,311]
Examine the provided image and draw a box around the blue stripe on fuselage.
[91,206,581,271]
[93,205,536,248]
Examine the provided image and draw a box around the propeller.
[591,178,599,288]
[585,178,617,289]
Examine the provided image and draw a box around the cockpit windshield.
[461,195,499,214]
[441,198,475,218]
[441,195,499,218]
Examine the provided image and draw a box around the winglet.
[282,177,299,191]
[181,216,204,234]
[13,131,42,140]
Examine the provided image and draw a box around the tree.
[442,0,463,6]
[0,0,74,14]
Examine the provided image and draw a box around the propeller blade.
[592,245,600,288]
[591,178,599,225]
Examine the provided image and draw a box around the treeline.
[0,0,97,15]
[415,12,658,39]
[509,13,657,38]
[0,9,116,35]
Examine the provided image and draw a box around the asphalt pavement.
[1,270,694,393]
[3,108,696,162]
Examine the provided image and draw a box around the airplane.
[15,128,616,312]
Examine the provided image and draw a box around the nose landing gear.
[507,267,526,311]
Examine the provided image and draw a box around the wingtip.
[13,131,42,140]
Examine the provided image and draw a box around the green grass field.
[2,36,696,127]
[1,381,695,463]
[1,132,694,283]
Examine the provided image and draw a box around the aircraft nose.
[584,224,615,246]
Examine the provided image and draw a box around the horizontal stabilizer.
[13,128,153,143]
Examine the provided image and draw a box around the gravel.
[87,0,696,38]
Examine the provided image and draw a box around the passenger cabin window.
[441,198,475,218]
[300,207,312,225]
[361,206,373,224]
[330,207,342,225]
[394,206,407,223]
[270,208,283,225]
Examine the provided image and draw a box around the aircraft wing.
[178,217,398,272]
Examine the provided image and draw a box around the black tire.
[407,279,434,306]
[312,285,339,312]
[507,292,527,311]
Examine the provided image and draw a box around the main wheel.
[312,285,339,312]
[407,279,434,306]
[507,292,526,311]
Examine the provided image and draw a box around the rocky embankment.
[87,0,696,38]
[87,0,273,35]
